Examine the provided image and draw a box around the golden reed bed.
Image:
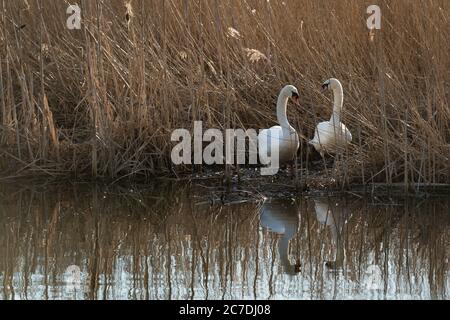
[0,0,448,187]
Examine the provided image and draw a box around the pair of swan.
[258,78,352,165]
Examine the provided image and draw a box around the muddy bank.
[1,168,448,210]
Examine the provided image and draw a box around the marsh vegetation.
[0,0,449,188]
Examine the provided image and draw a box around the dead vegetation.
[0,0,448,186]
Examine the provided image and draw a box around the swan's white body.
[259,85,300,165]
[309,79,352,156]
[259,200,299,275]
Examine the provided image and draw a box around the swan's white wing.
[310,121,333,145]
[341,123,353,143]
[310,121,352,153]
[258,126,282,160]
[259,126,299,164]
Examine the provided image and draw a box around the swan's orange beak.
[321,84,329,94]
[292,95,300,106]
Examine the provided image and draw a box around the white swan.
[312,198,347,270]
[259,85,300,166]
[259,199,301,275]
[309,78,352,157]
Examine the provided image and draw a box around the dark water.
[0,183,448,300]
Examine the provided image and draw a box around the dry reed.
[0,0,448,186]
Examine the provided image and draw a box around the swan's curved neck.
[277,94,293,131]
[331,84,344,124]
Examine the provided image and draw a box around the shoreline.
[1,169,449,200]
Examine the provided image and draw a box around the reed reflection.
[312,198,347,270]
[0,184,448,300]
[259,199,301,275]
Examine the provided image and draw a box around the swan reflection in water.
[312,198,348,270]
[259,199,301,275]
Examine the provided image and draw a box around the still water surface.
[0,183,448,300]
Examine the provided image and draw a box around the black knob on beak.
[291,92,300,105]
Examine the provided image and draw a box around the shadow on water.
[0,182,448,300]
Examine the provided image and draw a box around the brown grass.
[0,0,449,185]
